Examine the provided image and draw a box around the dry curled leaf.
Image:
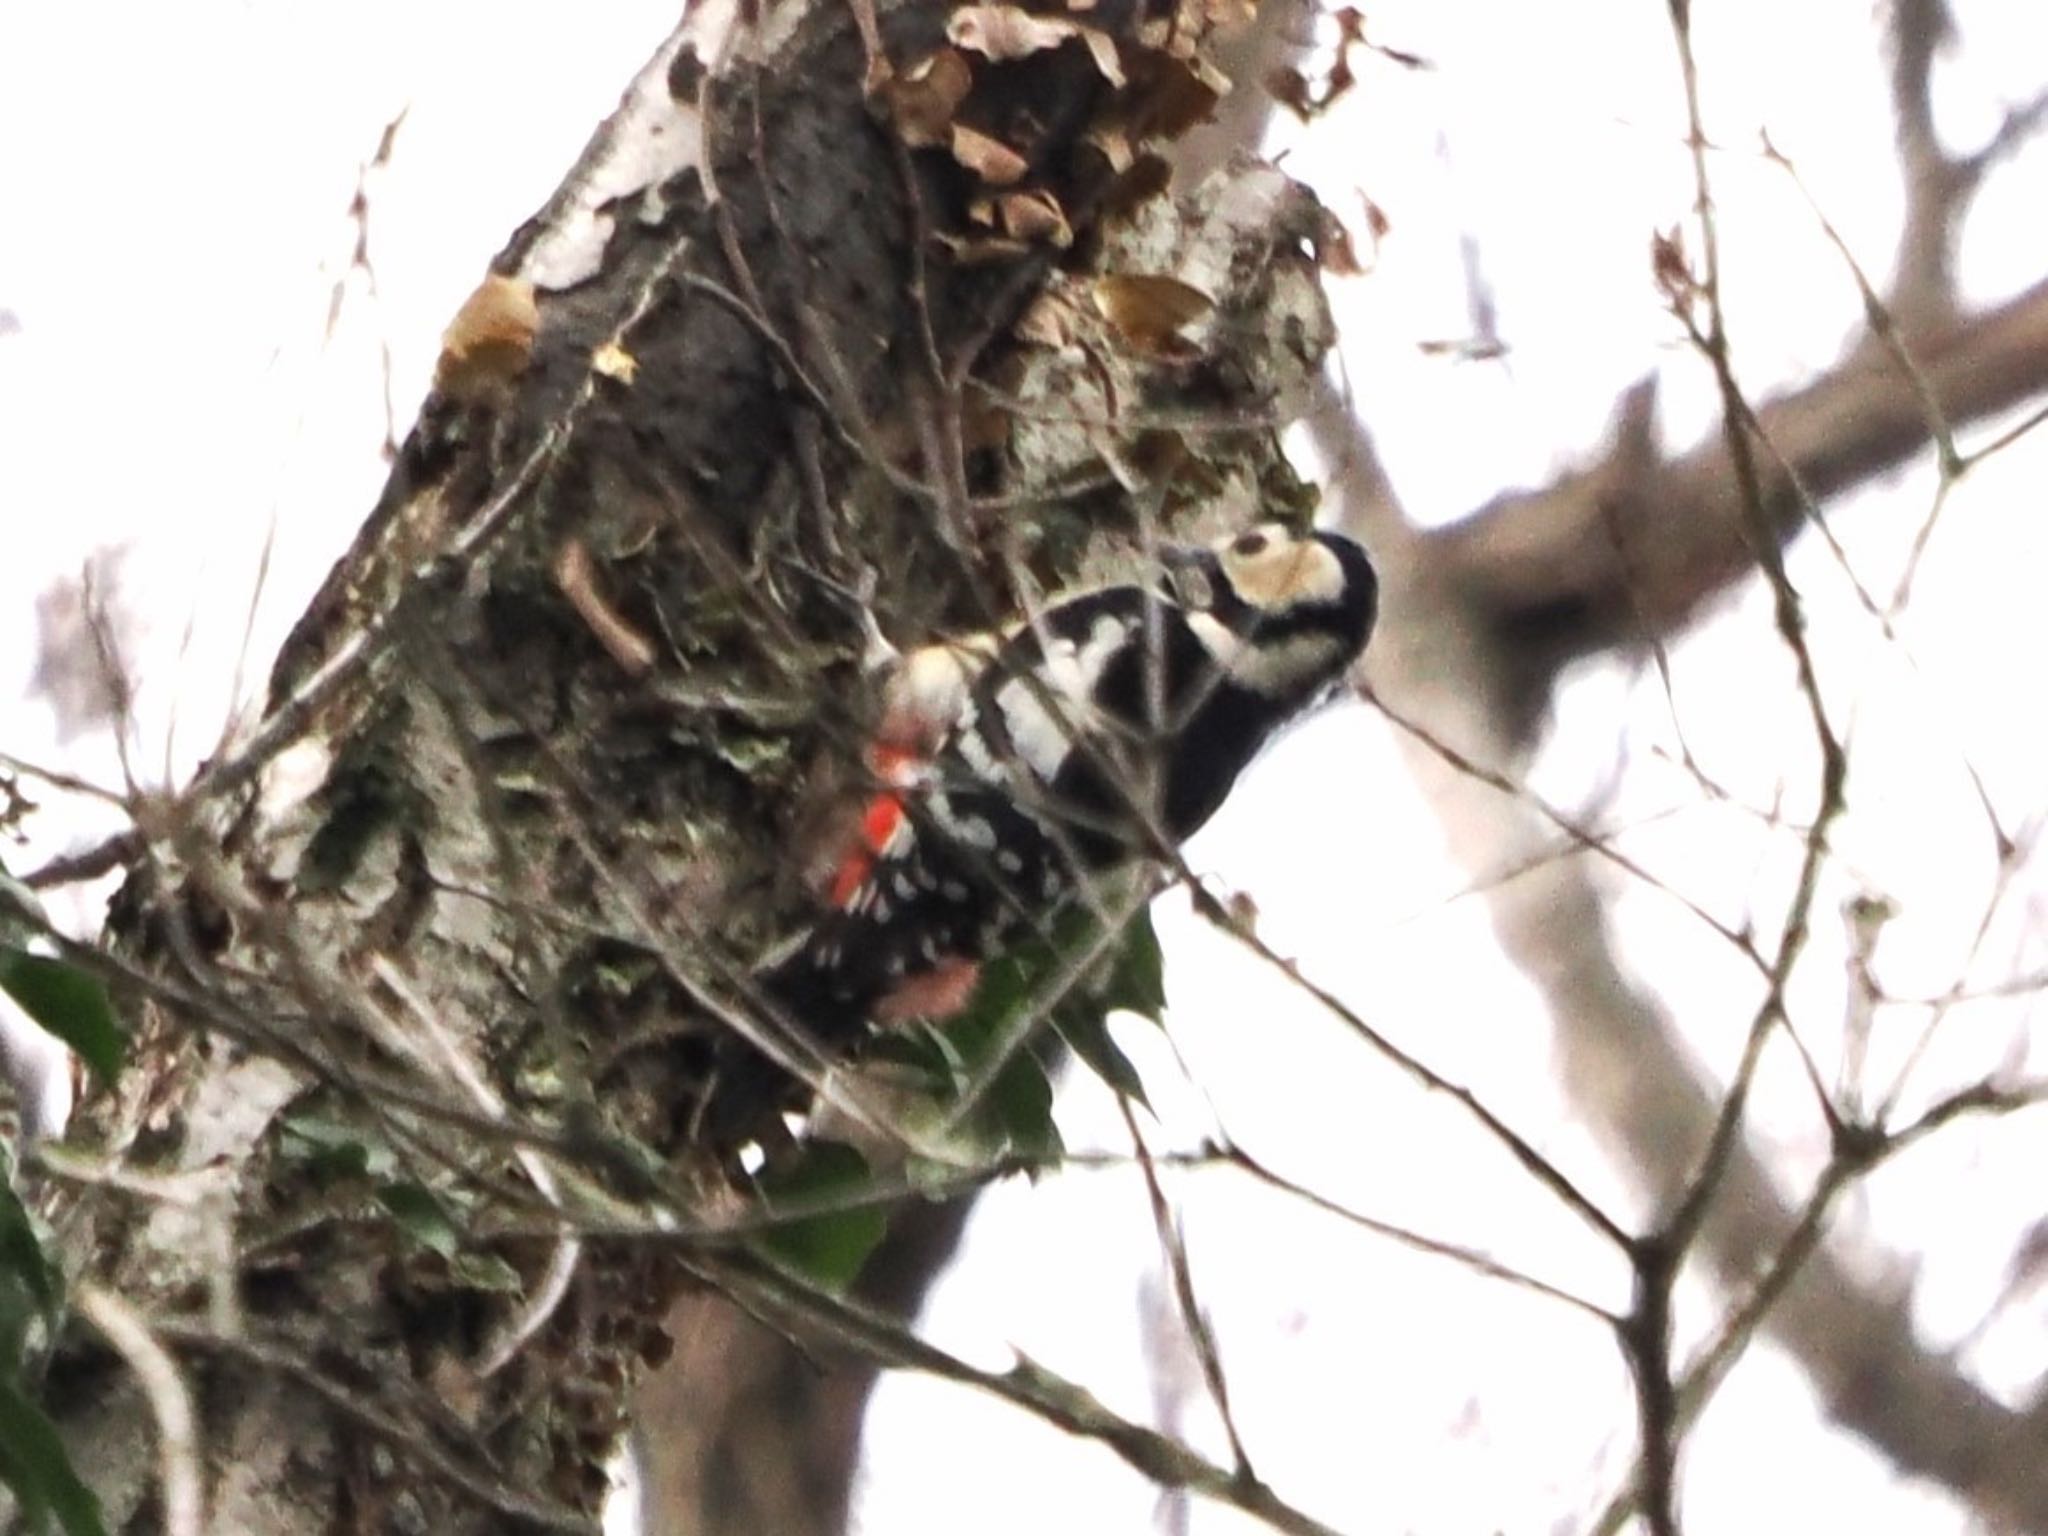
[879,48,973,147]
[1091,273,1213,354]
[1176,0,1254,29]
[1266,65,1314,121]
[934,230,1033,265]
[1651,224,1697,316]
[1124,48,1228,141]
[951,122,1030,184]
[946,5,1124,84]
[1308,204,1364,276]
[1084,125,1134,173]
[998,189,1073,247]
[1014,293,1076,348]
[948,4,1072,58]
[1079,28,1125,85]
[436,274,539,402]
[1275,11,1431,123]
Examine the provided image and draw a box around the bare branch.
[708,1250,1352,1536]
[75,1283,206,1536]
[1120,1098,1254,1479]
[1427,278,2048,660]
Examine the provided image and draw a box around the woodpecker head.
[1163,522,1378,701]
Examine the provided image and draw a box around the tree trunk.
[28,2,1341,1529]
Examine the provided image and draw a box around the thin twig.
[1183,886,1633,1253]
[75,1283,206,1536]
[709,1249,1352,1536]
[1120,1099,1254,1478]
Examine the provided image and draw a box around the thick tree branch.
[1426,277,2048,663]
[1887,0,1962,315]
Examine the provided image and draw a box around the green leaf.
[0,1178,57,1325]
[375,1183,460,1260]
[989,1051,1061,1160]
[0,952,122,1084]
[933,903,1165,1136]
[0,1152,48,1370]
[0,1375,107,1536]
[1052,1009,1150,1110]
[0,1438,49,1535]
[934,965,1059,1155]
[449,1252,525,1294]
[862,1022,960,1086]
[751,1141,887,1293]
[1101,908,1166,1023]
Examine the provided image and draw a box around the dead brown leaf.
[999,189,1074,247]
[942,3,1073,58]
[945,5,1124,85]
[1015,293,1077,348]
[1079,28,1125,86]
[879,48,974,147]
[951,122,1030,184]
[1083,125,1135,173]
[1308,205,1364,276]
[1651,224,1697,316]
[1124,49,1227,141]
[1092,273,1214,354]
[948,4,1075,60]
[436,273,539,402]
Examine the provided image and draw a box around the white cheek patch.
[1226,540,1344,611]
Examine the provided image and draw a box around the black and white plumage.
[763,521,1378,1051]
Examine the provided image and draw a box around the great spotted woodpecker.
[755,521,1378,1063]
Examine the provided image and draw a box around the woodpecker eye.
[1232,530,1271,557]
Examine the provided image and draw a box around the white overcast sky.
[4,3,2047,1534]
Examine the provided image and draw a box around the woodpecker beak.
[1158,545,1219,611]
